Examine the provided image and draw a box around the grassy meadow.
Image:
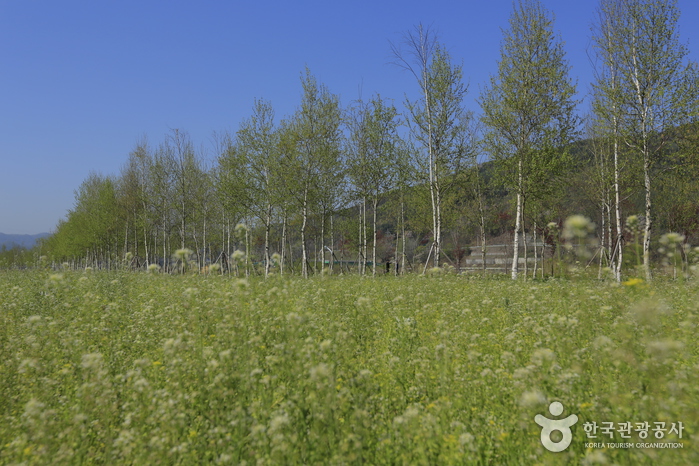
[1,270,697,464]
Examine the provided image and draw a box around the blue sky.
[1,0,697,235]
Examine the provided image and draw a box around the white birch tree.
[347,95,401,275]
[591,0,699,280]
[392,24,473,268]
[480,0,579,280]
[236,99,280,277]
[284,69,343,278]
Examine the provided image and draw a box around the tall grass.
[1,271,697,464]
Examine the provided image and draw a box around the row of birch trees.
[589,0,699,281]
[41,0,698,280]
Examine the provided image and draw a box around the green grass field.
[1,270,697,464]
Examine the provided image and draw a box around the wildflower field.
[1,270,697,465]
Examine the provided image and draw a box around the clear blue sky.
[1,0,697,234]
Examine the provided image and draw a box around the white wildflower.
[459,432,475,446]
[81,352,104,371]
[147,263,161,273]
[309,363,330,381]
[646,339,684,362]
[356,296,371,307]
[519,390,547,408]
[582,450,609,465]
[234,223,248,237]
[174,248,192,261]
[268,413,290,433]
[593,335,614,350]
[531,348,555,366]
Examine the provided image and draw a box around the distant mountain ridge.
[0,232,51,249]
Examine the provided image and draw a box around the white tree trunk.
[533,221,538,280]
[265,203,272,278]
[245,222,250,277]
[280,213,287,275]
[511,158,523,280]
[372,196,378,276]
[330,214,334,273]
[643,155,652,280]
[401,197,406,275]
[522,208,528,280]
[321,206,326,273]
[301,190,308,278]
[143,219,149,267]
[163,227,167,274]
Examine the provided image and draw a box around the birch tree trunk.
[227,218,231,275]
[265,203,272,278]
[372,196,378,276]
[533,221,538,279]
[522,205,528,280]
[163,227,167,273]
[511,157,523,280]
[330,214,334,273]
[612,120,623,282]
[321,206,326,272]
[301,189,308,278]
[245,222,250,277]
[357,203,363,275]
[642,154,652,280]
[401,197,406,275]
[280,212,287,275]
[143,216,149,267]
